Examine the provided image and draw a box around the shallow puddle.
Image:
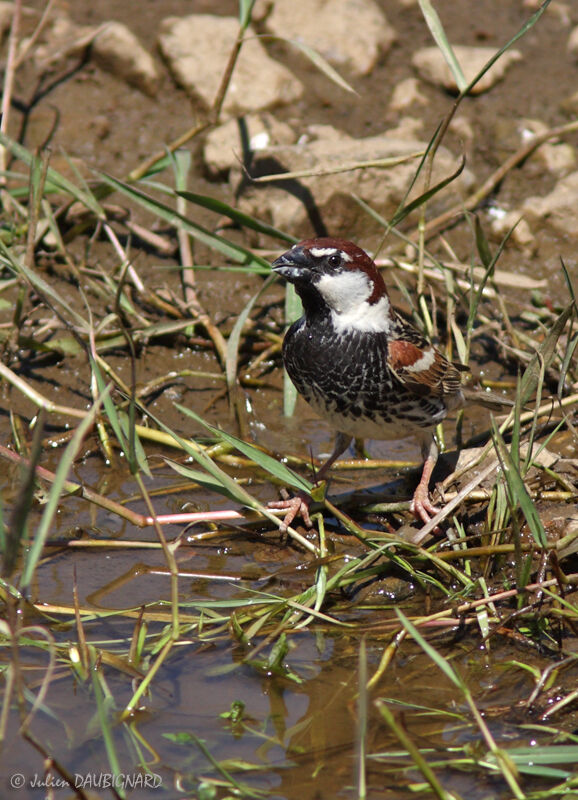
[2,446,578,798]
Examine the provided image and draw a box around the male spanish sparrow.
[270,237,502,531]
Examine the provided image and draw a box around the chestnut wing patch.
[387,339,463,398]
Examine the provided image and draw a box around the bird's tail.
[461,386,514,411]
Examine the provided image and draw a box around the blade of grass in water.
[518,303,572,408]
[91,663,125,797]
[0,239,90,332]
[163,460,251,505]
[4,409,46,578]
[356,638,368,800]
[139,402,317,552]
[20,388,111,589]
[396,609,525,799]
[175,402,312,494]
[91,355,151,477]
[491,419,548,550]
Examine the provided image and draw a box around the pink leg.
[268,433,353,531]
[410,436,441,525]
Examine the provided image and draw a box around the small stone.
[91,21,160,96]
[489,209,536,254]
[32,15,160,96]
[449,117,475,160]
[568,25,578,57]
[389,77,428,112]
[90,114,111,141]
[518,119,575,176]
[449,117,474,144]
[32,13,95,67]
[522,170,578,238]
[385,116,424,140]
[204,113,297,177]
[561,89,578,115]
[159,14,303,116]
[412,45,522,95]
[232,123,474,237]
[260,0,395,77]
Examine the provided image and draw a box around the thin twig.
[418,119,578,241]
[0,0,22,188]
[127,26,247,183]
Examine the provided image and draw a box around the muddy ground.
[7,0,578,453]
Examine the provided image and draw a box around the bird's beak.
[272,247,311,283]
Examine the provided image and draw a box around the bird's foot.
[410,483,441,527]
[268,489,313,532]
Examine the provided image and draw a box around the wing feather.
[387,338,464,400]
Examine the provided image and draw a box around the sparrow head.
[273,238,393,331]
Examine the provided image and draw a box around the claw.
[267,433,352,533]
[268,492,313,532]
[410,483,441,526]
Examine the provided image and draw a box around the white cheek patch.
[316,270,371,311]
[316,271,392,333]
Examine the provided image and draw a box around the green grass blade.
[356,638,368,800]
[91,666,125,798]
[0,496,5,566]
[418,0,467,91]
[491,419,548,549]
[90,356,151,478]
[518,303,572,407]
[20,387,111,589]
[164,460,250,504]
[178,191,295,244]
[458,0,552,98]
[468,218,518,334]
[376,700,452,800]
[175,402,312,493]
[0,240,90,332]
[3,411,46,577]
[283,283,302,416]
[239,0,256,28]
[484,744,578,778]
[95,171,271,270]
[396,608,464,690]
[264,35,357,95]
[225,276,275,394]
[0,131,105,218]
[139,403,318,551]
[389,154,465,228]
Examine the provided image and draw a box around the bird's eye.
[328,253,341,268]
